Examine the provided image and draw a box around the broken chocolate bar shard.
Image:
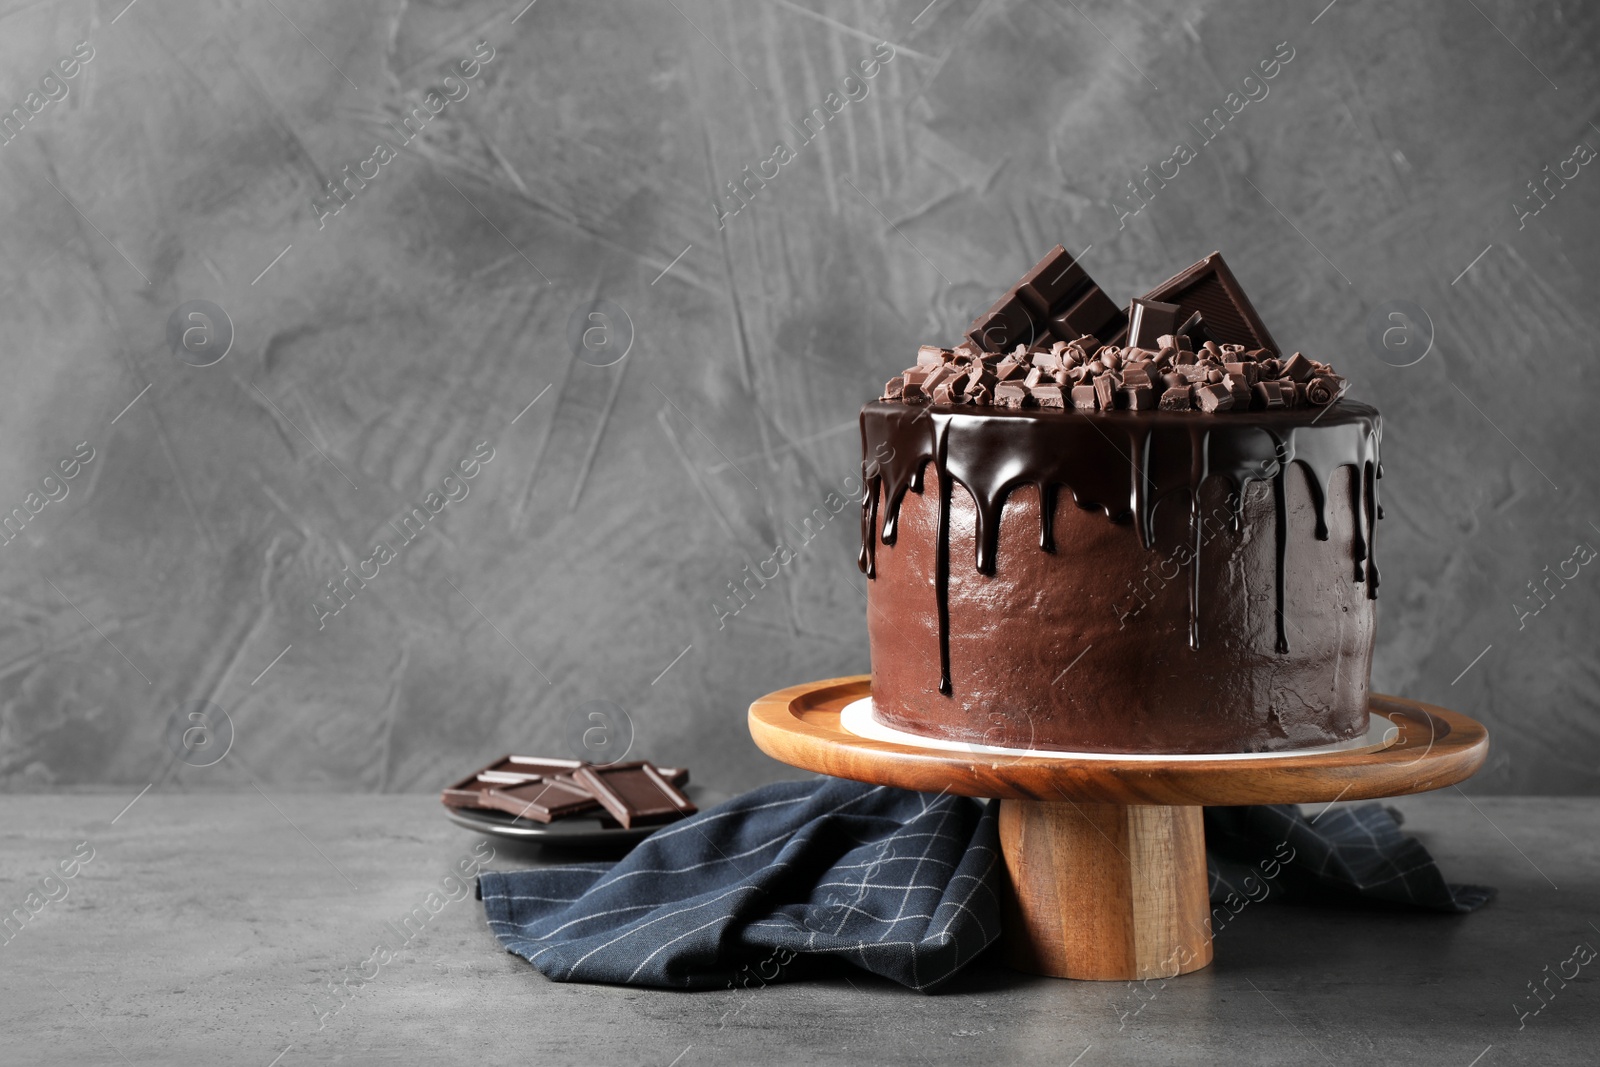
[966,292,1044,352]
[1176,311,1212,349]
[573,762,697,829]
[1049,286,1124,345]
[966,245,1127,352]
[480,776,603,823]
[1139,252,1278,353]
[1126,297,1182,350]
[1016,245,1089,313]
[1071,384,1099,410]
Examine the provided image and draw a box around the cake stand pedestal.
[748,676,1489,982]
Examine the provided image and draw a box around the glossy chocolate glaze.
[859,400,1383,753]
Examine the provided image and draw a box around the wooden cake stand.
[748,676,1488,982]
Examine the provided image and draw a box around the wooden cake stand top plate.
[748,675,1489,807]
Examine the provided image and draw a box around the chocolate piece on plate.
[1071,384,1099,410]
[444,755,589,808]
[485,755,586,776]
[441,774,505,810]
[480,776,603,823]
[1139,252,1278,353]
[573,762,698,829]
[652,766,690,788]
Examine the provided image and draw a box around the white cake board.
[839,697,1392,762]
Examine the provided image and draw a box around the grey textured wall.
[2,0,1597,796]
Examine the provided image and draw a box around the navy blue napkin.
[479,779,1491,992]
[1204,803,1495,912]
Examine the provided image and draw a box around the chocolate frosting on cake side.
[858,400,1382,754]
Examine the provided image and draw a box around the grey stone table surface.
[2,791,1595,1066]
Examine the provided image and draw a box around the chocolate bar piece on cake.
[1135,251,1278,353]
[966,245,1127,353]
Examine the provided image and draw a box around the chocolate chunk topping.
[1254,380,1286,409]
[890,244,1351,416]
[1305,376,1343,406]
[995,381,1029,408]
[1031,383,1066,409]
[1126,297,1182,349]
[1195,383,1235,413]
[1158,384,1193,410]
[1223,361,1259,385]
[1281,352,1314,382]
[1120,385,1156,411]
[1094,375,1116,410]
[994,354,1026,381]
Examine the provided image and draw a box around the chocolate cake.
[860,246,1381,754]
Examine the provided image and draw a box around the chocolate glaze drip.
[858,401,1382,693]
